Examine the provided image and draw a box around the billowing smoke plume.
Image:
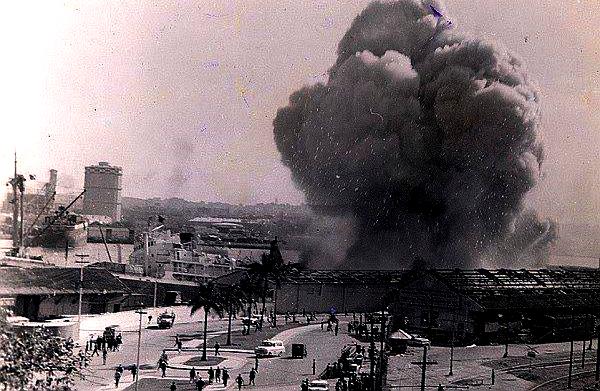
[274,0,557,269]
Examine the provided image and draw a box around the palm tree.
[239,273,258,335]
[190,282,224,361]
[220,283,246,345]
[247,238,290,328]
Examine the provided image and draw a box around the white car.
[254,339,285,357]
[308,380,329,391]
[407,334,431,347]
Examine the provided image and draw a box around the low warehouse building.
[0,266,131,320]
[214,269,406,314]
[390,268,600,345]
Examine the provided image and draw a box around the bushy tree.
[0,309,78,390]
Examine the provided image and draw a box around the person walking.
[335,322,339,336]
[176,340,183,354]
[215,366,221,383]
[114,369,122,388]
[159,360,167,378]
[130,365,138,382]
[115,334,123,351]
[249,368,256,386]
[195,377,205,391]
[222,369,230,387]
[169,381,177,391]
[102,348,108,365]
[208,367,214,384]
[92,337,100,357]
[236,374,244,390]
[189,367,196,383]
[214,342,220,356]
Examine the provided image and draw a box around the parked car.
[308,380,330,391]
[254,339,285,357]
[407,334,431,347]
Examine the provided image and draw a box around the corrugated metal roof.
[431,268,600,311]
[213,268,407,285]
[0,266,130,296]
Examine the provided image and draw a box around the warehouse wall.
[275,283,390,314]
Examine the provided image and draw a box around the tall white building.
[83,162,122,222]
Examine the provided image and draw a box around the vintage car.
[406,334,431,347]
[254,339,285,357]
[157,312,176,329]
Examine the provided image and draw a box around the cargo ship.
[30,208,88,248]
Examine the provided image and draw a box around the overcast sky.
[0,0,597,225]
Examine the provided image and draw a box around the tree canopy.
[0,309,78,390]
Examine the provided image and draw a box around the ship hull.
[32,222,88,248]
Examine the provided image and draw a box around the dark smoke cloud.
[274,0,557,269]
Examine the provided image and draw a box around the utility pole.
[420,346,427,391]
[379,308,386,389]
[582,338,586,369]
[19,185,24,250]
[449,325,455,376]
[568,311,574,389]
[369,315,376,383]
[143,231,149,276]
[596,321,600,381]
[411,345,438,391]
[134,308,147,391]
[153,279,158,307]
[75,254,90,337]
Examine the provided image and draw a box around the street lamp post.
[134,308,148,391]
[75,254,90,326]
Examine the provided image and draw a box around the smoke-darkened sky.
[0,1,597,225]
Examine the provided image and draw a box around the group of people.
[113,364,137,387]
[85,333,123,366]
[333,374,371,391]
[321,314,340,335]
[186,366,231,389]
[234,369,255,390]
[88,332,123,354]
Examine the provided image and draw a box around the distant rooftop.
[189,217,243,224]
[0,266,130,296]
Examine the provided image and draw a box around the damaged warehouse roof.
[0,266,130,296]
[429,268,600,312]
[214,268,407,286]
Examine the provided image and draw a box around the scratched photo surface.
[1,2,600,391]
[0,0,597,269]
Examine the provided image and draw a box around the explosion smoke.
[274,0,557,269]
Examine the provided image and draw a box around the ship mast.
[11,152,18,248]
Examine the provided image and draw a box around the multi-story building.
[83,162,122,222]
